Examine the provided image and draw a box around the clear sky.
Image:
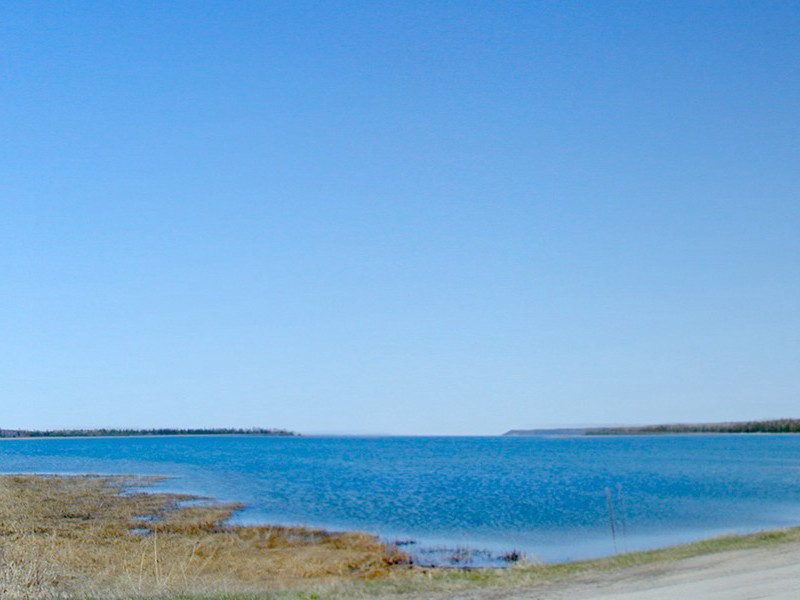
[1,1,798,435]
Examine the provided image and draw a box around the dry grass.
[4,475,800,599]
[0,474,405,598]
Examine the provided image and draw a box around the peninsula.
[0,427,299,438]
[504,418,800,436]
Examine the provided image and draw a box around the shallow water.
[1,434,800,564]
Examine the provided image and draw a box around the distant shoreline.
[0,427,299,439]
[504,418,800,437]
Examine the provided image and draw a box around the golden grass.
[4,474,800,599]
[0,474,405,598]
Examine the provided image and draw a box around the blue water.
[1,435,800,563]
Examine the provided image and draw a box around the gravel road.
[441,542,800,600]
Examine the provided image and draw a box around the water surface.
[1,435,799,563]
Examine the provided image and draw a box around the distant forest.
[0,428,298,438]
[586,419,800,435]
[505,419,800,437]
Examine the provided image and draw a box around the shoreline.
[0,433,300,441]
[0,473,405,598]
[2,474,800,598]
[4,466,797,564]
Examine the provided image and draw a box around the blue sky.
[1,1,798,434]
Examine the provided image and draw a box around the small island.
[0,427,299,438]
[505,418,800,436]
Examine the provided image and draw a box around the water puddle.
[392,539,527,568]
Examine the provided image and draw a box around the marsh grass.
[3,474,800,599]
[0,475,405,598]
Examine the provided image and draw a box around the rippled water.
[2,435,800,563]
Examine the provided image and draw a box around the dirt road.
[448,542,800,600]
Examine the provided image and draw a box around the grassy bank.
[1,475,799,598]
[0,475,403,598]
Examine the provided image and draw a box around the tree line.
[586,419,800,435]
[0,428,298,438]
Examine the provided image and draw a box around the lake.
[2,435,800,564]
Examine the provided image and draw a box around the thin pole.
[605,487,618,553]
[616,482,628,552]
